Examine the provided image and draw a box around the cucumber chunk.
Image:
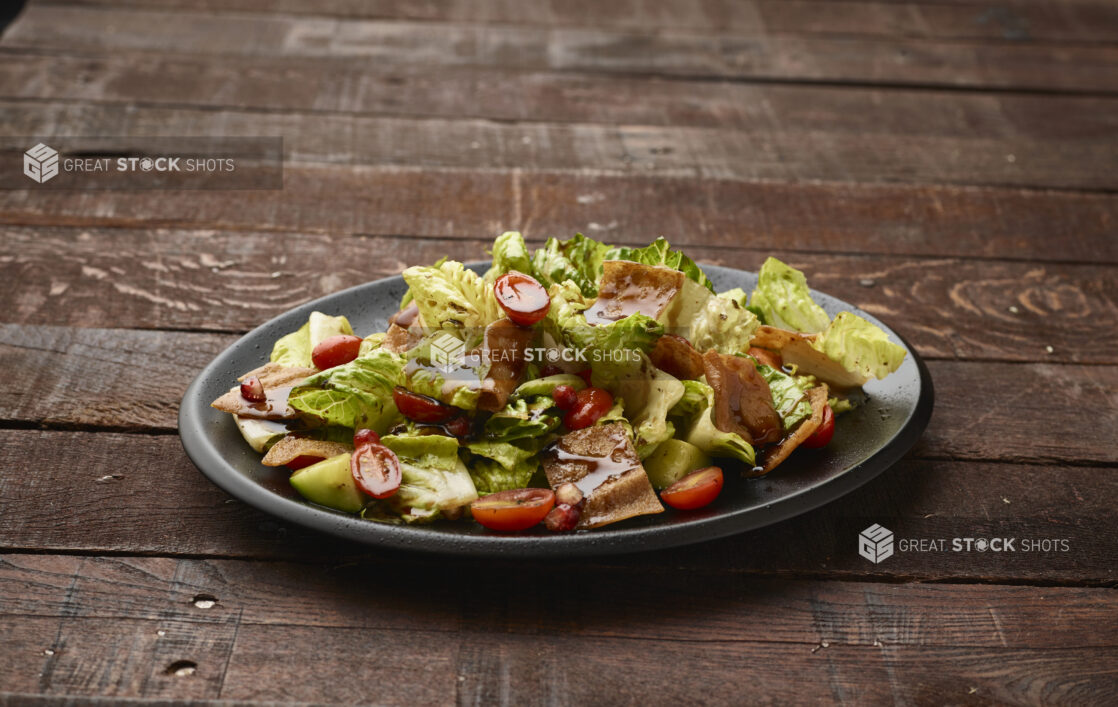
[643,439,712,490]
[289,453,365,513]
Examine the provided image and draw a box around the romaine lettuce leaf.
[610,356,684,458]
[483,231,533,284]
[757,364,814,431]
[749,257,831,334]
[402,259,500,330]
[483,396,560,442]
[465,438,539,495]
[688,294,759,355]
[288,349,404,432]
[604,237,715,293]
[810,311,906,380]
[668,380,756,465]
[578,314,664,387]
[531,233,610,297]
[270,312,354,368]
[381,433,478,522]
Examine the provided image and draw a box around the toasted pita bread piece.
[702,350,782,446]
[261,436,352,467]
[211,363,317,420]
[750,326,866,392]
[542,422,663,529]
[750,385,829,476]
[584,261,685,324]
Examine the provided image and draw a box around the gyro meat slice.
[477,318,535,412]
[649,333,705,380]
[541,422,663,529]
[701,350,782,446]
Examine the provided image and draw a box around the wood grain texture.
[1,554,1116,703]
[2,167,1117,264]
[7,53,1118,138]
[1,429,1115,583]
[2,323,1116,463]
[2,227,1116,365]
[3,99,1115,191]
[31,0,1118,43]
[6,5,1118,93]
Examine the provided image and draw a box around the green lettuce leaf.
[749,257,831,333]
[669,380,756,465]
[810,312,906,380]
[688,294,759,354]
[579,314,664,388]
[531,233,610,297]
[381,433,478,523]
[610,356,684,458]
[288,349,404,432]
[604,237,715,292]
[757,364,814,431]
[402,260,500,330]
[465,438,539,495]
[483,396,560,442]
[270,312,354,368]
[483,231,533,284]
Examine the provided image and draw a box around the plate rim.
[179,262,934,557]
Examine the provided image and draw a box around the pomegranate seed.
[353,428,381,447]
[554,482,583,507]
[240,376,265,402]
[545,503,581,532]
[540,364,563,377]
[552,384,578,411]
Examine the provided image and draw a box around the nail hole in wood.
[192,593,217,609]
[165,660,197,677]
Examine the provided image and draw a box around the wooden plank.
[1,554,1116,702]
[4,52,1117,138]
[3,99,1115,191]
[5,5,1118,92]
[1,166,1116,265]
[31,0,1118,43]
[2,226,1116,365]
[1,429,1115,582]
[2,323,1117,462]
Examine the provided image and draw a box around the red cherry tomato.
[285,455,321,471]
[392,386,457,423]
[470,488,556,532]
[350,441,401,499]
[661,466,724,510]
[494,271,550,327]
[552,384,578,411]
[802,403,835,449]
[443,415,472,437]
[353,428,381,447]
[311,334,362,370]
[563,387,613,430]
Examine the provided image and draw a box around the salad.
[212,232,906,532]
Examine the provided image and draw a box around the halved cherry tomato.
[563,387,613,430]
[661,466,724,510]
[494,271,550,327]
[802,403,835,449]
[285,455,321,471]
[442,415,472,437]
[748,347,783,370]
[392,386,457,423]
[312,334,362,370]
[353,428,381,447]
[351,440,401,499]
[470,488,556,531]
[552,384,578,411]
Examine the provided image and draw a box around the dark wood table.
[2,0,1116,704]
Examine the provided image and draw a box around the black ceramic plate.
[180,263,933,557]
